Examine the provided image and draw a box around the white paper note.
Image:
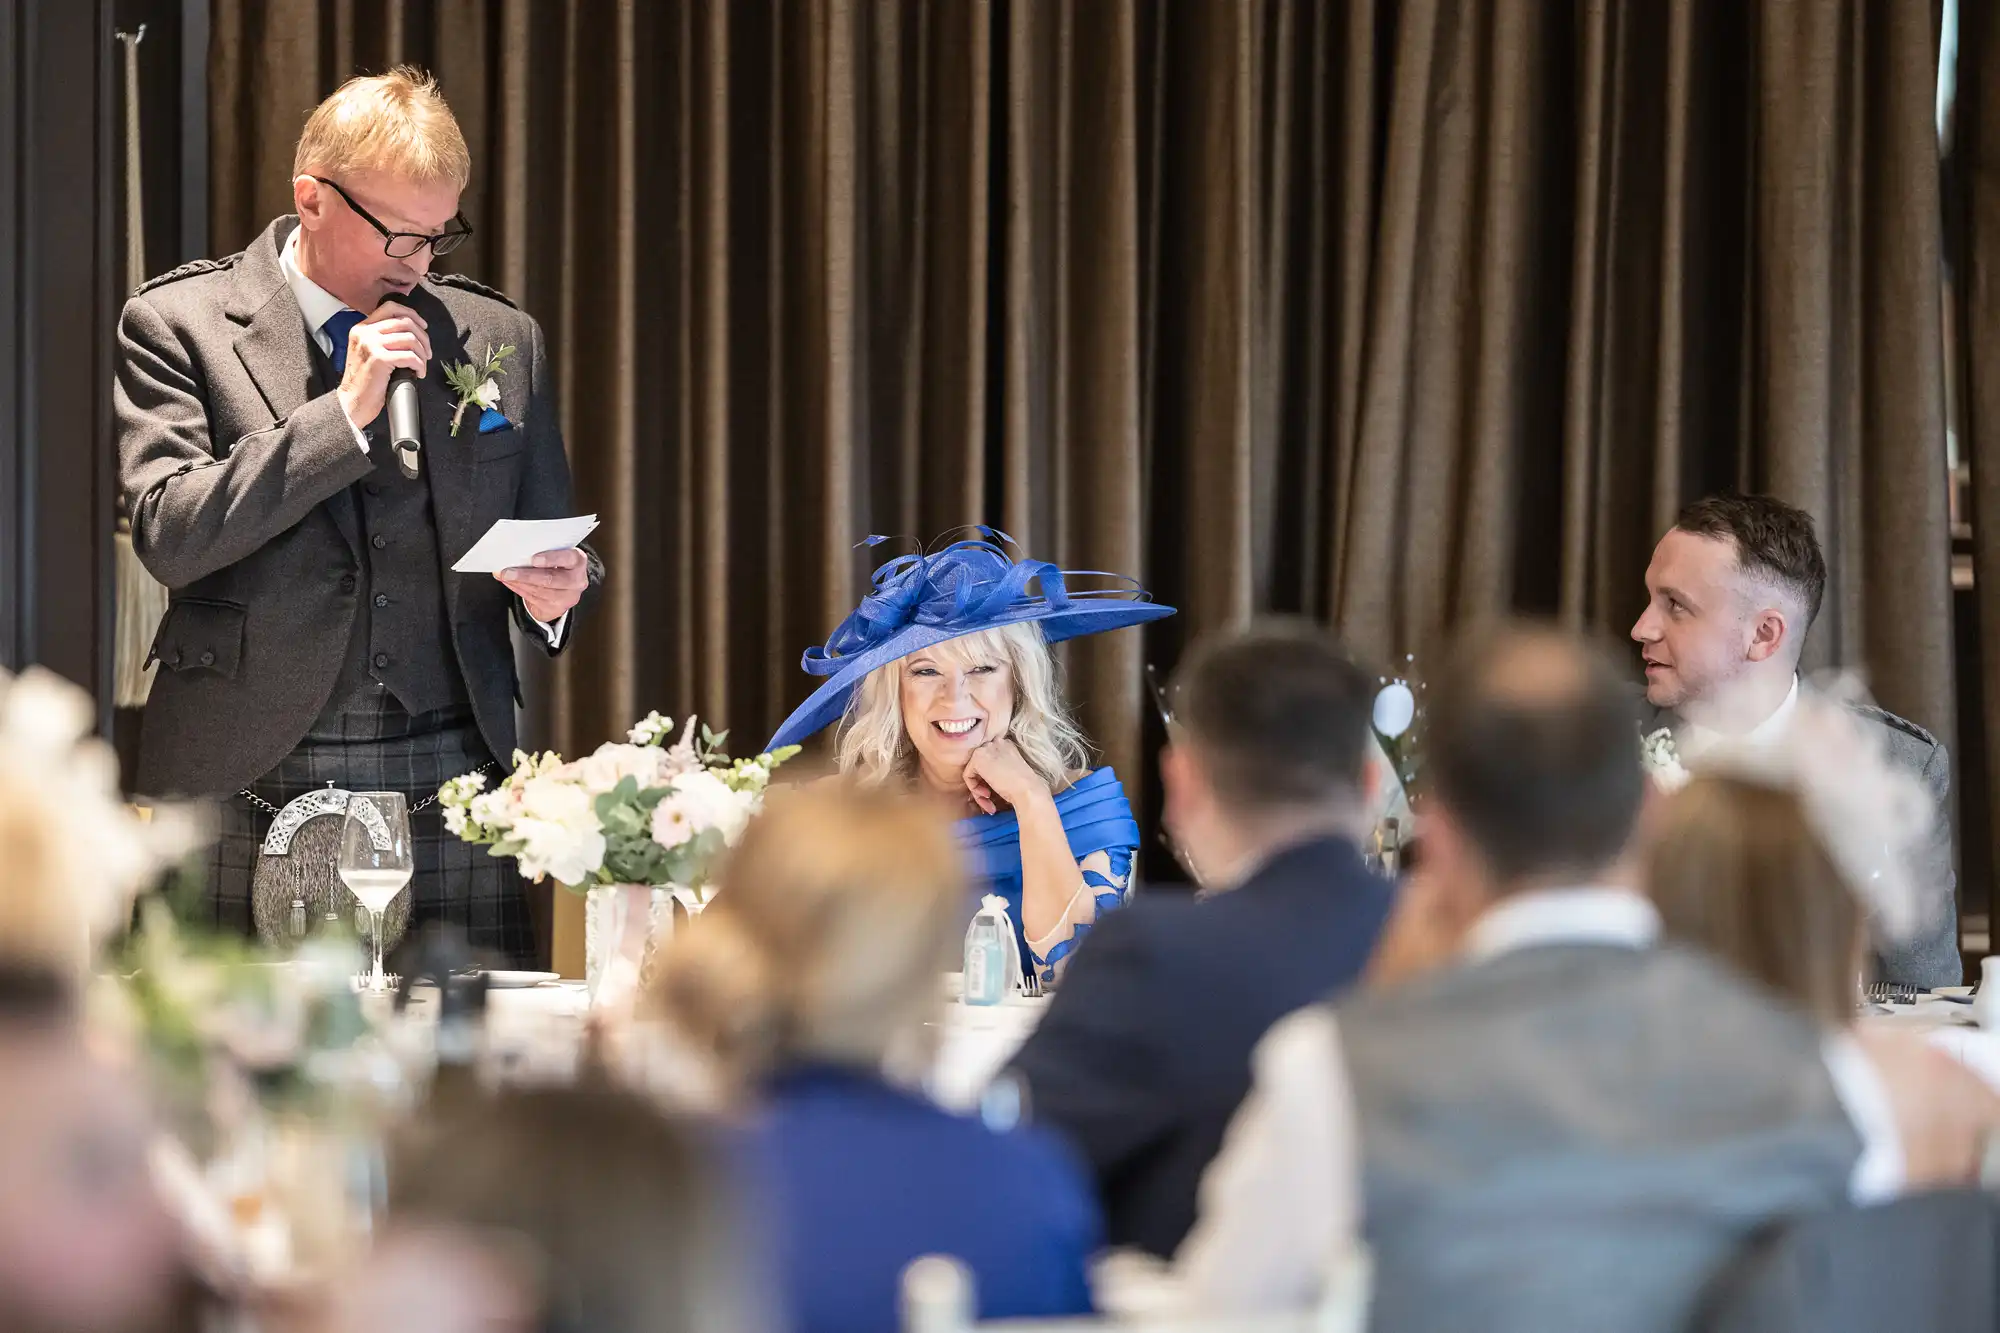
[451,515,600,574]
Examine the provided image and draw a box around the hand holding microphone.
[335,300,431,457]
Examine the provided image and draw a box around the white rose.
[473,378,501,409]
[512,817,606,886]
[442,805,468,836]
[468,789,514,829]
[517,775,597,828]
[652,770,755,848]
[577,743,667,793]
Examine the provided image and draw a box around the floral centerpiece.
[436,714,799,999]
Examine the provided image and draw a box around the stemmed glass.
[337,792,412,991]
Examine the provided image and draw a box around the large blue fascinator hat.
[767,528,1176,751]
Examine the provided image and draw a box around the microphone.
[387,368,423,480]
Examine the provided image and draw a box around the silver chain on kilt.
[236,762,494,819]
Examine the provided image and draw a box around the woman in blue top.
[652,781,1101,1333]
[767,530,1174,983]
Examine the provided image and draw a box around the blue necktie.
[322,309,363,376]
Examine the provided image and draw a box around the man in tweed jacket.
[1632,494,1958,989]
[115,69,601,963]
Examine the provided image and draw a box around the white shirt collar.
[1462,885,1660,964]
[1679,673,1800,759]
[279,226,353,355]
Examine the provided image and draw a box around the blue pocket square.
[477,407,512,434]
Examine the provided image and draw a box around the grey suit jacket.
[115,216,603,797]
[1647,695,1961,989]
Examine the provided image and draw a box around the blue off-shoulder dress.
[955,767,1139,982]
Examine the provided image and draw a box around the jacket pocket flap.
[147,599,245,677]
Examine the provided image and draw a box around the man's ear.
[293,175,328,229]
[1744,605,1789,664]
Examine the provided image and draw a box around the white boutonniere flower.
[441,341,517,436]
[1640,727,1689,793]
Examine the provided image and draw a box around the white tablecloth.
[398,980,1051,1111]
[1863,998,2000,1088]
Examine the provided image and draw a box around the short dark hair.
[1428,624,1645,885]
[1674,493,1827,630]
[1169,619,1375,814]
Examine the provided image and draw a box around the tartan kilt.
[203,683,535,968]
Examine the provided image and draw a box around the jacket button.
[364,482,381,497]
[198,650,216,668]
[371,534,387,550]
[374,593,390,608]
[338,574,357,593]
[374,653,391,669]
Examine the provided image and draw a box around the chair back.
[1692,1190,2000,1333]
[901,1248,1370,1333]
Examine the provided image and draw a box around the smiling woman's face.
[900,636,1017,791]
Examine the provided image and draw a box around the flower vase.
[584,884,670,1009]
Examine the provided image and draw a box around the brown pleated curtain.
[209,0,1958,897]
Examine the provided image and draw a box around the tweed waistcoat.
[308,347,471,723]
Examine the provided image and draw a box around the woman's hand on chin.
[963,737,1047,815]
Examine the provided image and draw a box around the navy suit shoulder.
[1009,836,1392,1258]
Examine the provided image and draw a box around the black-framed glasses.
[307,175,473,259]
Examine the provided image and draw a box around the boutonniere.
[442,342,516,437]
[1639,726,1689,793]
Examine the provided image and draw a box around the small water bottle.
[964,916,1006,1007]
[963,894,1016,1007]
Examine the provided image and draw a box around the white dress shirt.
[280,229,568,648]
[1166,886,1905,1314]
[1676,673,1801,762]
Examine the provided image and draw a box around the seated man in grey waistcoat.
[1633,493,1959,988]
[1172,625,1899,1332]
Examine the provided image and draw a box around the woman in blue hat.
[768,531,1174,985]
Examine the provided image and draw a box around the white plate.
[481,970,561,989]
[1934,985,1976,998]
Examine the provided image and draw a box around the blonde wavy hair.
[648,782,965,1089]
[294,66,472,189]
[833,623,1090,790]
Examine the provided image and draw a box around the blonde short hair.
[834,623,1090,790]
[648,782,965,1087]
[293,66,471,189]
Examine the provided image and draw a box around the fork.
[1019,969,1045,999]
[1864,982,1923,1005]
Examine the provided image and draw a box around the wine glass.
[337,792,412,991]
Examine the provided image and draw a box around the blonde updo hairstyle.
[649,781,966,1089]
[834,622,1089,790]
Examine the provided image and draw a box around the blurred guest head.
[1632,494,1826,722]
[0,966,182,1333]
[350,1085,758,1333]
[291,66,472,310]
[839,622,1088,798]
[652,781,964,1087]
[1647,776,1861,1024]
[1159,619,1377,887]
[1423,625,1645,915]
